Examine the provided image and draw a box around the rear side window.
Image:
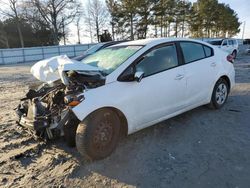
[228,40,233,45]
[204,46,213,57]
[180,42,206,64]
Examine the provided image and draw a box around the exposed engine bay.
[16,69,105,145]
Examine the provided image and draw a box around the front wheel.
[209,78,229,109]
[76,109,121,160]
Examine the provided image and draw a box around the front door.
[117,43,186,131]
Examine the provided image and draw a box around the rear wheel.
[209,78,229,109]
[76,109,121,160]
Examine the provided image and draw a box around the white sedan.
[17,38,235,160]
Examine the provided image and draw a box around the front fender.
[71,86,128,124]
[72,100,121,122]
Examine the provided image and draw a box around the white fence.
[0,44,95,65]
[0,42,248,65]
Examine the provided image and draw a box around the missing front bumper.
[16,101,79,141]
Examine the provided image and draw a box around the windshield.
[81,45,142,75]
[209,40,223,45]
[85,43,104,55]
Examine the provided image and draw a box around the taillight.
[227,54,234,64]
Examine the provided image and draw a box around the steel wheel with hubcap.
[215,83,228,105]
[209,78,229,109]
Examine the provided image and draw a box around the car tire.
[209,78,229,109]
[76,109,121,160]
[232,50,237,59]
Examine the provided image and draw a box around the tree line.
[106,0,240,40]
[0,0,241,48]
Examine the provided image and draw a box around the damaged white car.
[16,38,235,160]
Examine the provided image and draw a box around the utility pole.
[242,21,246,39]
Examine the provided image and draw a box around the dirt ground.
[0,56,250,188]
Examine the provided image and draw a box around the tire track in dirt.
[0,143,42,164]
[0,137,34,151]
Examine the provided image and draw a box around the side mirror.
[118,66,135,82]
[134,71,144,82]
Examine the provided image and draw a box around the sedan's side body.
[72,38,235,135]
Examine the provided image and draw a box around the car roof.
[112,38,209,47]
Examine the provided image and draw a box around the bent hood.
[30,55,101,84]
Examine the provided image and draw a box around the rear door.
[179,42,218,106]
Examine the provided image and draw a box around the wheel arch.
[220,75,231,92]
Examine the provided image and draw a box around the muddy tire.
[209,78,229,109]
[76,109,121,160]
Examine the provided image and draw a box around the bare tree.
[0,23,9,48]
[0,0,24,47]
[84,0,108,42]
[75,10,83,44]
[76,16,81,44]
[27,0,81,45]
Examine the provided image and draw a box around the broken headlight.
[64,94,84,107]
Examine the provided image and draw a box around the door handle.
[211,62,216,67]
[175,74,184,80]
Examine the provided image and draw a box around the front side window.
[180,42,206,64]
[81,45,142,75]
[136,44,178,77]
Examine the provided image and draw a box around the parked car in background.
[16,38,235,160]
[243,39,250,45]
[243,39,250,54]
[73,41,127,61]
[209,38,239,58]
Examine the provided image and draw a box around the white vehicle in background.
[16,38,235,160]
[209,38,239,59]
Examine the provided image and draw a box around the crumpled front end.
[15,56,106,145]
[15,82,81,142]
